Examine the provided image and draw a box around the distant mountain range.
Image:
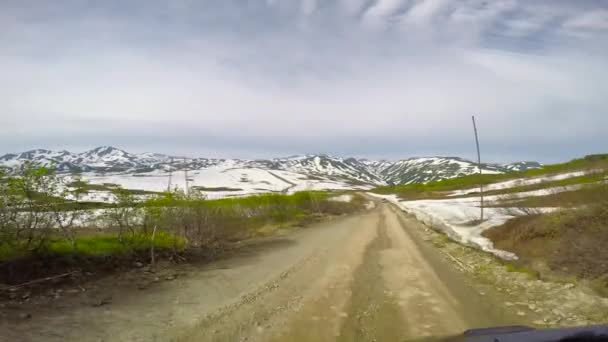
[0,147,542,188]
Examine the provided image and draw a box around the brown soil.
[0,205,521,342]
[483,204,608,284]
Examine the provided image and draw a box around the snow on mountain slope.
[378,157,504,185]
[501,161,543,172]
[0,147,541,199]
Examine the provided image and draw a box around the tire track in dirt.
[2,204,522,342]
[337,211,408,341]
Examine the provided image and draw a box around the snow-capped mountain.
[0,147,541,197]
[501,161,543,172]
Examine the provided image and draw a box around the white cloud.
[363,0,410,26]
[338,0,368,15]
[563,9,608,31]
[300,0,317,15]
[0,0,607,161]
[404,0,450,24]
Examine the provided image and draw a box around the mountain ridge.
[0,146,542,186]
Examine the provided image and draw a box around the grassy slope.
[69,180,162,195]
[483,198,608,293]
[373,153,608,200]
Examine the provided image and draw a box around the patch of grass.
[69,180,160,196]
[46,232,184,257]
[454,171,607,200]
[505,263,538,279]
[498,182,608,208]
[432,234,450,248]
[68,181,115,192]
[524,154,608,177]
[0,232,185,262]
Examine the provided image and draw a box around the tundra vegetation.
[374,154,608,200]
[373,153,608,295]
[0,164,366,285]
[484,182,608,293]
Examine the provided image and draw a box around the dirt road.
[1,204,521,341]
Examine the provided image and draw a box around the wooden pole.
[167,157,173,192]
[184,158,189,196]
[472,116,484,221]
[150,225,157,268]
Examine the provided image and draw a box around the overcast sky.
[1,0,607,162]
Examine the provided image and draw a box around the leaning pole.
[472,115,484,221]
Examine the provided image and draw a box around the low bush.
[484,192,608,289]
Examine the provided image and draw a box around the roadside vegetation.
[484,185,608,295]
[373,153,608,296]
[0,164,366,287]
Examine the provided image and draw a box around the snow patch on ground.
[369,193,518,259]
[448,171,591,196]
[71,166,373,203]
[369,185,571,260]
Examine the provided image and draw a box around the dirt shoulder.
[412,205,608,328]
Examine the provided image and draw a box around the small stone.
[505,301,514,307]
[166,275,175,281]
[134,261,144,268]
[19,313,31,320]
[153,277,161,282]
[92,296,112,307]
[517,311,526,316]
[563,283,575,289]
[528,304,537,310]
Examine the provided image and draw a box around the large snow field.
[76,167,371,202]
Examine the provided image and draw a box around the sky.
[1,0,607,163]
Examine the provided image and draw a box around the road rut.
[2,204,519,342]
